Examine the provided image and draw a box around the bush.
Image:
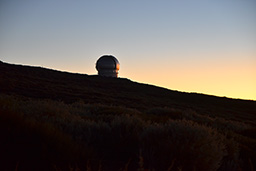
[0,94,255,170]
[140,120,226,171]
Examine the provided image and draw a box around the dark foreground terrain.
[0,61,256,171]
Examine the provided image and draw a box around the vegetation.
[0,61,256,170]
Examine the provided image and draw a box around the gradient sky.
[0,0,255,100]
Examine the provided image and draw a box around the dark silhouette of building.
[96,55,120,77]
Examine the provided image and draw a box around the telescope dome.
[96,55,120,77]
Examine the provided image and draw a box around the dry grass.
[1,94,255,170]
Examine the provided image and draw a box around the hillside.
[1,61,255,124]
[0,61,256,171]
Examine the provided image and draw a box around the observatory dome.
[96,55,120,77]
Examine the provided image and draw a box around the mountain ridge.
[1,61,255,124]
[1,60,254,100]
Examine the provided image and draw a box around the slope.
[0,60,255,124]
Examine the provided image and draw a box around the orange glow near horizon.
[46,53,256,101]
[20,51,255,101]
[4,55,255,101]
[120,56,256,101]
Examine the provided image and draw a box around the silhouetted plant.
[0,94,255,170]
[140,119,226,171]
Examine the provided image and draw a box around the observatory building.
[96,55,120,78]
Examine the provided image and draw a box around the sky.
[0,0,255,100]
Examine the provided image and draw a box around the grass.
[1,94,255,171]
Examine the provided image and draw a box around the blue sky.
[0,0,255,100]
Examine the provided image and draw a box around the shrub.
[140,120,226,171]
[0,94,255,170]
